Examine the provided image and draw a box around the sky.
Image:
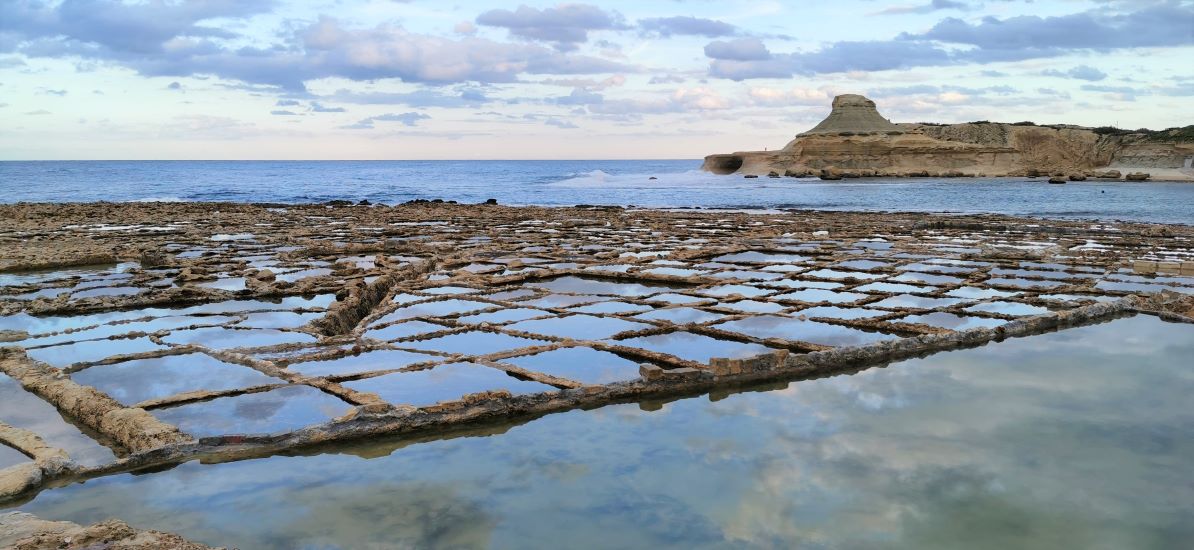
[1,0,1192,160]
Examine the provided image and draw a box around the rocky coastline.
[703,94,1194,182]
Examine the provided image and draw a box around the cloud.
[166,81,183,90]
[706,3,1194,80]
[555,88,605,105]
[310,102,346,113]
[748,86,837,106]
[24,109,52,115]
[874,0,971,16]
[544,117,578,129]
[343,111,429,129]
[913,2,1194,59]
[709,40,952,80]
[639,16,736,38]
[270,109,300,116]
[586,86,731,116]
[453,21,477,36]
[540,74,625,89]
[648,74,686,85]
[704,38,771,61]
[5,8,631,91]
[475,4,626,51]
[0,0,273,55]
[38,88,68,96]
[1041,65,1107,82]
[275,99,301,107]
[324,88,492,108]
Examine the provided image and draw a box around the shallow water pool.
[8,315,1194,549]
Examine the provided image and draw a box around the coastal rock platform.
[1,201,1192,507]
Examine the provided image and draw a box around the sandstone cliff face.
[703,94,1194,181]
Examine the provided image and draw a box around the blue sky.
[1,0,1192,159]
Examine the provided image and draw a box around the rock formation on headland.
[703,93,1194,181]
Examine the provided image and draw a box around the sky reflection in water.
[11,315,1194,549]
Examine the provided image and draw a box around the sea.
[1,160,1191,224]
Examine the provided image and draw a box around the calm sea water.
[1,160,1191,224]
[12,315,1194,549]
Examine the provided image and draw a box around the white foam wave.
[549,169,755,189]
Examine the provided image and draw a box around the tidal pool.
[8,315,1193,549]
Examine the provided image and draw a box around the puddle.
[162,327,316,349]
[0,443,29,469]
[890,271,965,285]
[633,307,724,324]
[985,277,1065,289]
[1096,280,1190,294]
[764,279,843,290]
[237,311,322,330]
[176,295,335,315]
[642,293,714,305]
[526,277,682,297]
[712,251,808,264]
[964,301,1050,316]
[371,300,495,325]
[854,282,929,294]
[834,259,889,270]
[504,347,643,385]
[403,331,547,356]
[275,268,333,283]
[196,277,248,292]
[894,312,1008,331]
[697,285,772,299]
[70,353,284,406]
[567,302,653,315]
[803,269,884,281]
[25,337,166,367]
[150,385,352,438]
[945,287,1018,300]
[72,286,143,299]
[391,293,425,304]
[642,267,707,277]
[363,320,445,342]
[486,288,538,301]
[867,295,969,310]
[793,306,886,320]
[286,349,441,377]
[19,315,238,347]
[522,294,603,309]
[772,289,867,305]
[713,315,895,346]
[1038,294,1117,304]
[582,264,633,274]
[343,363,557,407]
[716,300,786,314]
[506,315,651,340]
[0,372,116,466]
[456,308,549,324]
[614,331,775,364]
[708,270,785,281]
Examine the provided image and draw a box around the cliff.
[703,94,1194,181]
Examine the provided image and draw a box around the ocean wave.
[549,169,758,188]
